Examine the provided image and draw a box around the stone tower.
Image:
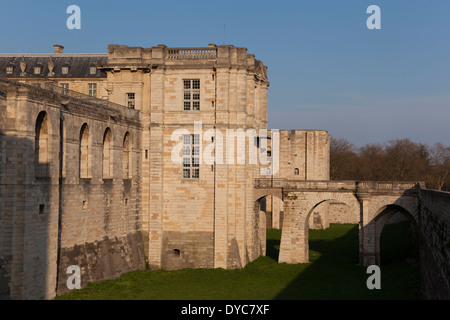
[99,44,270,270]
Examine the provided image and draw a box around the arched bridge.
[254,179,425,266]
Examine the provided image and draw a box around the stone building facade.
[1,44,448,301]
[1,43,310,299]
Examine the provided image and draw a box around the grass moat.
[55,222,421,300]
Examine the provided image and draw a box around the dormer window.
[89,66,97,75]
[34,66,41,74]
[6,66,13,74]
[62,66,69,75]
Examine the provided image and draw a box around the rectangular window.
[6,66,13,74]
[62,66,69,74]
[90,66,97,75]
[183,79,200,111]
[34,66,41,74]
[182,134,200,179]
[61,83,69,95]
[88,83,97,97]
[126,93,135,109]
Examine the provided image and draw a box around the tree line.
[330,137,450,191]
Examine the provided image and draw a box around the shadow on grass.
[267,223,421,300]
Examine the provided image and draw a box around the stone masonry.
[1,44,449,300]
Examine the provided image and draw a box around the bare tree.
[358,143,385,181]
[428,142,450,190]
[383,139,429,181]
[330,137,358,180]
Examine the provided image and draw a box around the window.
[89,66,97,75]
[62,66,69,75]
[88,83,97,97]
[34,66,41,74]
[6,66,13,74]
[182,134,200,179]
[294,168,299,175]
[126,93,135,109]
[183,79,200,111]
[61,83,69,95]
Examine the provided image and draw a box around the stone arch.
[122,131,131,179]
[279,191,360,264]
[361,195,420,266]
[35,111,51,177]
[79,123,91,178]
[303,192,361,226]
[368,196,419,224]
[372,203,419,265]
[254,193,285,259]
[102,127,113,179]
[302,193,360,262]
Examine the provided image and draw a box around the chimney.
[54,45,64,54]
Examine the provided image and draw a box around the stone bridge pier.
[255,179,423,266]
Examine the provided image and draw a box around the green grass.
[55,223,421,300]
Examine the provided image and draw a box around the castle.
[0,44,330,299]
[1,44,448,301]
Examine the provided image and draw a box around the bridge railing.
[356,181,424,192]
[254,178,286,188]
[254,179,357,191]
[255,179,425,193]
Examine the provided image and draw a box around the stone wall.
[274,130,330,181]
[419,188,450,300]
[0,81,145,299]
[266,129,330,230]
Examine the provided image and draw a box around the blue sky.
[1,0,449,147]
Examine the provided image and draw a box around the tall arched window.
[294,168,299,176]
[79,123,90,178]
[122,132,131,179]
[102,128,112,179]
[35,111,49,177]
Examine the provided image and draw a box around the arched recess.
[79,123,91,178]
[279,192,360,264]
[373,204,419,266]
[255,193,285,262]
[304,197,360,264]
[122,132,131,179]
[35,111,50,177]
[102,128,113,179]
